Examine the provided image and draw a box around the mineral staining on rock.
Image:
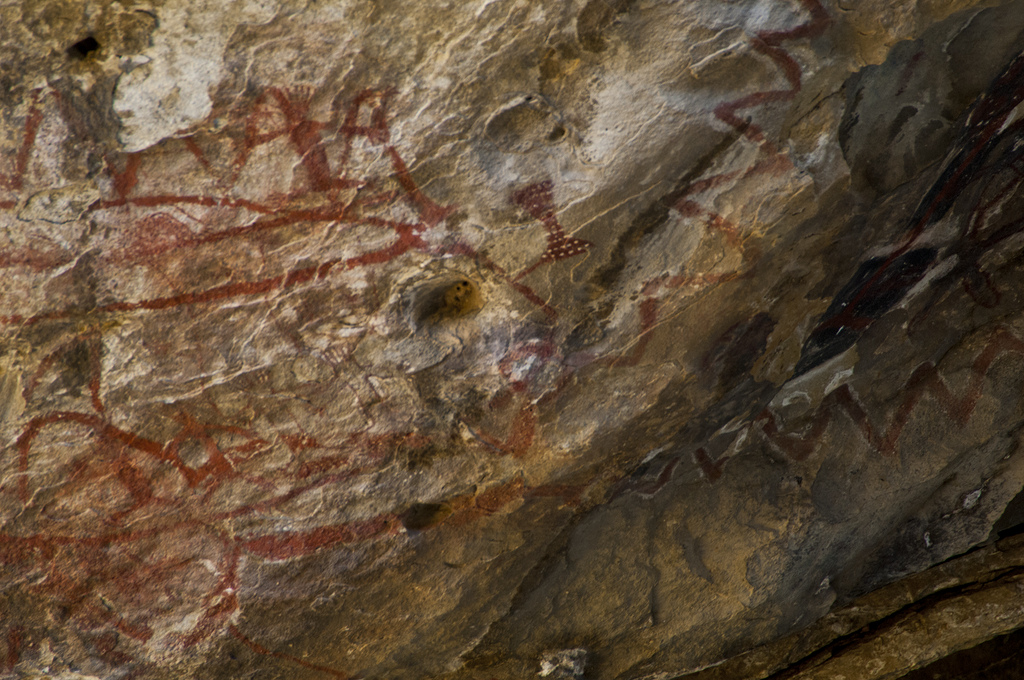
[2,0,1024,678]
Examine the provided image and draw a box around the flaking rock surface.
[3,0,1024,678]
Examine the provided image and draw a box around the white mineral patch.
[770,345,859,411]
[113,0,280,152]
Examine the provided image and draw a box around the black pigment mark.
[796,248,936,374]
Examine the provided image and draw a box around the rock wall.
[2,0,1024,678]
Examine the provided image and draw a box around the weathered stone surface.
[3,0,1024,678]
[678,532,1024,680]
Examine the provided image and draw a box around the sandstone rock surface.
[3,0,1024,678]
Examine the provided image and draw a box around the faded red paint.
[511,179,593,281]
[0,89,44,206]
[713,0,831,143]
[0,6,853,673]
[241,515,401,561]
[601,0,830,370]
[757,327,1024,461]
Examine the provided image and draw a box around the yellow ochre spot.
[435,278,482,319]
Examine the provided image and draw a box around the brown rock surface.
[3,1,1024,678]
[678,532,1024,680]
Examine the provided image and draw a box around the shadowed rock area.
[2,0,1024,678]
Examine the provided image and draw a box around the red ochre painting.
[0,73,784,674]
[3,0,1024,675]
[0,84,606,675]
[0,2,897,672]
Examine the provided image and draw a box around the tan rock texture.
[2,0,1024,678]
[679,532,1024,680]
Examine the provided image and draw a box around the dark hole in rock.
[548,124,567,142]
[68,36,100,59]
[410,276,483,326]
[401,503,453,531]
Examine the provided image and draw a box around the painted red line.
[384,145,454,227]
[9,92,43,192]
[714,0,830,140]
[4,267,292,326]
[108,153,142,200]
[86,603,154,642]
[758,327,1024,461]
[240,515,399,560]
[606,297,659,368]
[15,410,168,502]
[183,137,212,172]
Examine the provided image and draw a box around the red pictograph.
[713,0,831,145]
[465,338,566,458]
[760,328,1024,461]
[511,180,593,281]
[1,370,584,671]
[3,345,429,675]
[1,87,459,327]
[0,2,854,673]
[590,1,831,369]
[0,86,460,673]
[0,90,44,210]
[4,402,396,616]
[680,327,1024,483]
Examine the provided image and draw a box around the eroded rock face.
[2,0,1024,678]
